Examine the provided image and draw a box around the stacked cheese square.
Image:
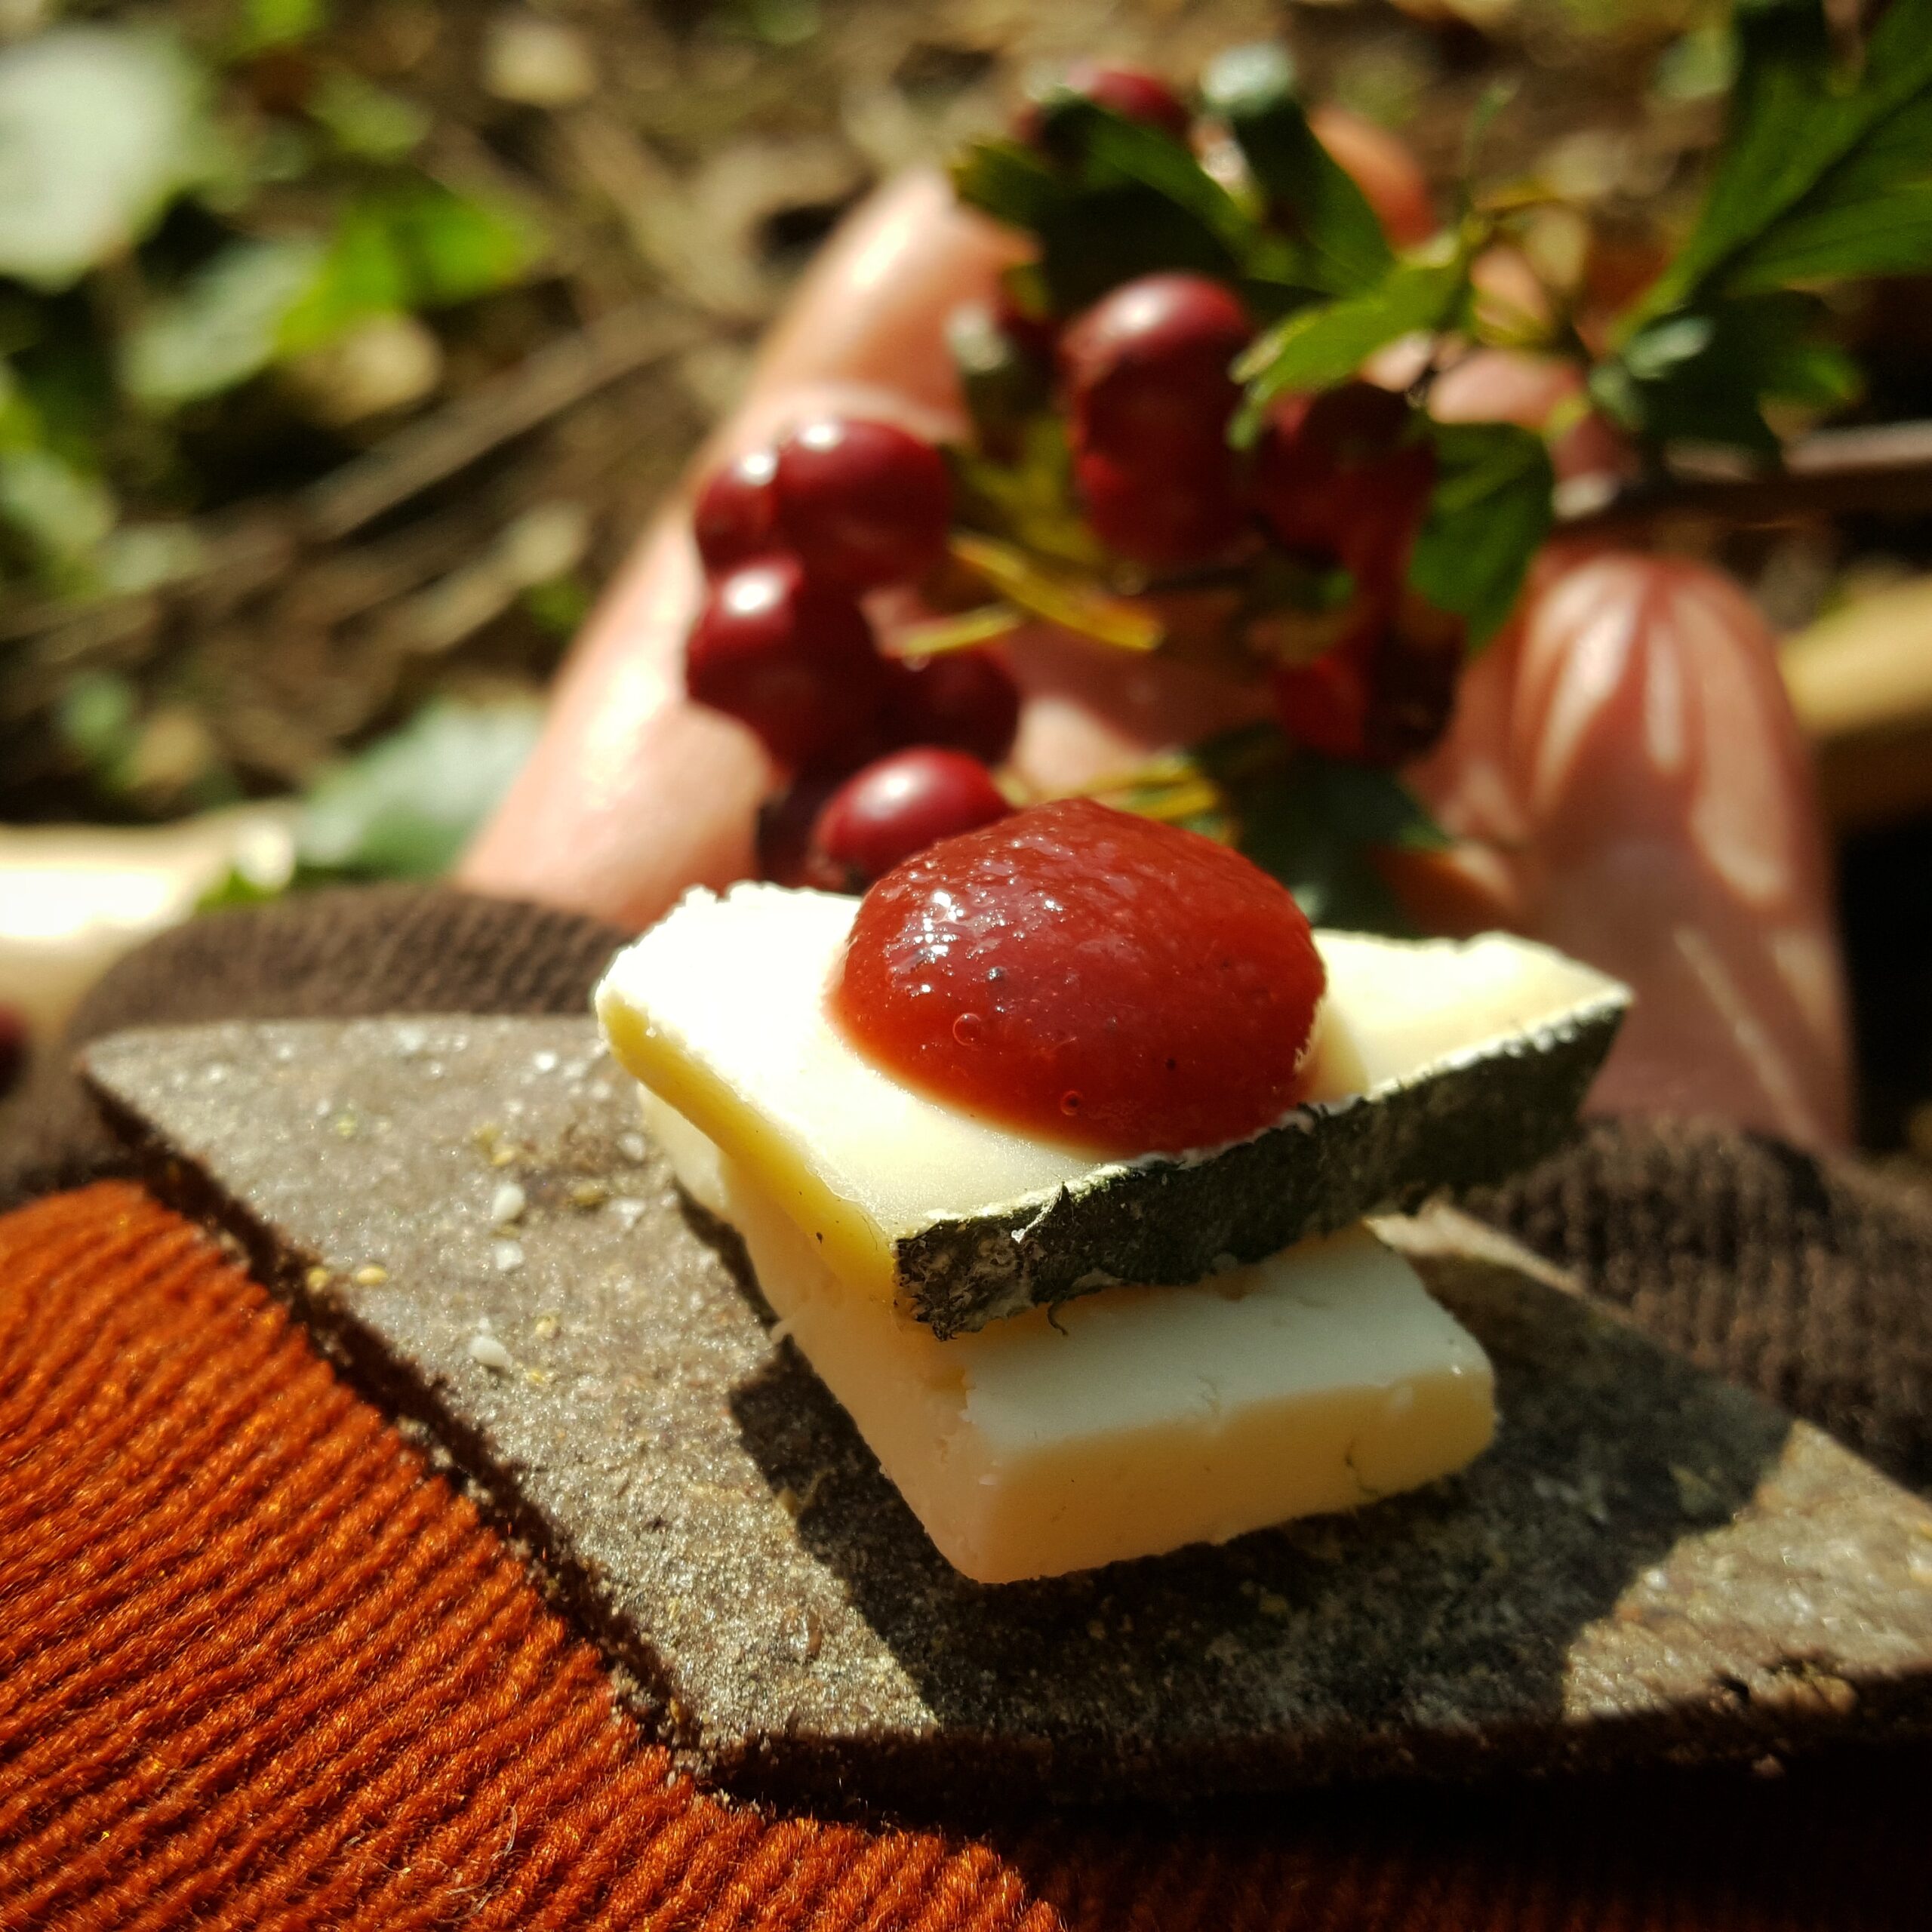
[598,884,1623,1583]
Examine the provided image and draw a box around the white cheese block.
[645,1091,1496,1585]
[595,882,1625,1312]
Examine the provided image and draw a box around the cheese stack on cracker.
[598,806,1627,1584]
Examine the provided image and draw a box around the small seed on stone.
[469,1332,515,1374]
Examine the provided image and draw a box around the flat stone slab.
[84,1015,1932,1810]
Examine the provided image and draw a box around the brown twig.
[1557,420,1932,533]
[300,303,715,543]
[0,303,715,649]
[1097,421,1932,612]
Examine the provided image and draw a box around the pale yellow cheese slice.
[645,1091,1494,1584]
[596,883,1621,1306]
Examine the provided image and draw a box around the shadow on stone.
[724,1238,1791,1796]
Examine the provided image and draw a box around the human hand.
[460,137,1851,1152]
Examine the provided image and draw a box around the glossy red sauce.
[829,798,1326,1155]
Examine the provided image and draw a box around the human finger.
[1408,550,1853,1149]
[457,172,1021,927]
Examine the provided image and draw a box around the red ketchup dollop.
[829,798,1326,1155]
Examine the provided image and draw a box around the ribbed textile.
[3,1182,1927,1930]
[0,1186,1043,1932]
[0,886,629,1212]
[1481,1116,1932,1492]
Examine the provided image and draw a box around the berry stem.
[884,605,1026,657]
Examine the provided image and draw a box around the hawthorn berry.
[1253,383,1434,576]
[691,447,780,574]
[1272,590,1463,766]
[1270,638,1373,764]
[1060,273,1252,464]
[1075,445,1247,568]
[756,769,848,888]
[771,417,953,592]
[884,649,1022,766]
[685,556,887,768]
[808,748,1013,888]
[992,282,1060,366]
[1020,61,1192,146]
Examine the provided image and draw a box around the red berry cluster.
[1015,64,1460,766]
[684,417,1020,888]
[682,60,1466,894]
[1255,386,1461,767]
[962,259,1463,766]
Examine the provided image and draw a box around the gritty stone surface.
[83,1016,1932,1811]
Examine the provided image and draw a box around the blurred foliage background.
[0,0,1928,1155]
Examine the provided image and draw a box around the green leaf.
[0,445,115,580]
[1169,725,1446,935]
[122,236,326,407]
[1724,91,1932,290]
[948,416,1102,568]
[298,699,543,878]
[1246,549,1358,618]
[1232,755,1438,935]
[278,183,538,353]
[1633,0,1832,319]
[1203,42,1394,296]
[1232,244,1471,441]
[946,298,1053,454]
[952,101,1257,316]
[234,0,328,54]
[309,70,429,163]
[195,863,291,914]
[521,572,593,639]
[949,533,1161,652]
[98,520,208,595]
[1040,188,1243,315]
[1654,21,1746,106]
[1630,0,1932,325]
[1652,22,1737,106]
[1048,96,1254,256]
[1592,290,1860,457]
[1601,0,1932,463]
[1408,420,1553,648]
[385,181,539,307]
[740,0,820,48]
[4,337,119,481]
[0,28,214,291]
[1091,753,1236,844]
[949,139,1070,235]
[1457,78,1518,205]
[889,605,1026,658]
[278,202,408,352]
[56,670,139,776]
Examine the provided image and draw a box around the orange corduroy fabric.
[2,1182,1925,1932]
